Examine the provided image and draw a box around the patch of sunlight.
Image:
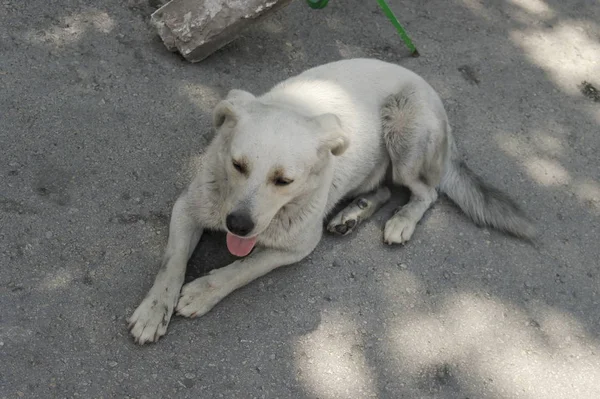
[335,40,368,59]
[25,10,115,47]
[388,292,600,398]
[497,127,567,159]
[260,18,284,33]
[423,207,451,230]
[178,82,222,111]
[294,312,376,398]
[495,133,531,159]
[389,293,514,370]
[507,0,553,16]
[497,131,599,213]
[325,16,345,32]
[282,39,306,63]
[458,0,493,21]
[267,78,357,118]
[41,268,73,290]
[510,22,600,95]
[524,156,570,186]
[531,302,596,356]
[574,179,600,213]
[531,131,564,157]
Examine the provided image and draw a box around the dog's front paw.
[384,215,416,245]
[176,275,227,318]
[128,293,175,345]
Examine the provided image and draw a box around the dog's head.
[212,89,348,247]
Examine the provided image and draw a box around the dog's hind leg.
[327,186,391,235]
[383,180,437,244]
[381,90,448,245]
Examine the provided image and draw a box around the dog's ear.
[313,113,349,156]
[213,90,256,129]
[213,100,238,129]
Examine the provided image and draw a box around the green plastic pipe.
[375,0,419,56]
[306,0,419,57]
[306,0,329,9]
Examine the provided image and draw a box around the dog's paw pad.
[345,218,357,229]
[330,217,358,235]
[334,223,349,234]
[356,198,369,209]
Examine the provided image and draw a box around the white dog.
[128,58,534,344]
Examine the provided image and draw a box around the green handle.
[376,0,419,56]
[307,0,329,9]
[305,0,419,56]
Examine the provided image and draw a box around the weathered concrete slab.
[151,0,293,62]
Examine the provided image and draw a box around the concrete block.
[150,0,293,62]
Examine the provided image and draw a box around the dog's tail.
[440,158,536,241]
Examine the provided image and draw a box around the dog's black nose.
[226,211,255,237]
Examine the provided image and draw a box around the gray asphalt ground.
[2,0,600,397]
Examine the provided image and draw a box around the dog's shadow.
[186,232,237,282]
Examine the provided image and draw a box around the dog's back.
[262,58,446,211]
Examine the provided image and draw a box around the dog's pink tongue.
[226,233,257,257]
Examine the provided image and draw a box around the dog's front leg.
[176,247,308,318]
[128,194,203,344]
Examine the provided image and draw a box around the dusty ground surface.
[1,0,599,398]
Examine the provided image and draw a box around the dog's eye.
[274,177,293,186]
[232,160,245,173]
